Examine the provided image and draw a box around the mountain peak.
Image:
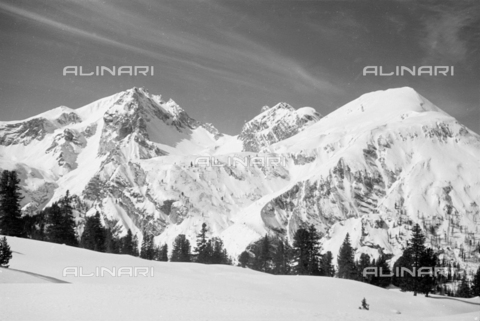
[313,87,449,132]
[239,102,321,152]
[358,87,446,115]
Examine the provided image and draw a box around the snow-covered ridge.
[0,86,479,271]
[239,102,322,152]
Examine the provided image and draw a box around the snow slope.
[1,236,479,321]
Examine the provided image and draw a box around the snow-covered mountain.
[1,86,479,269]
[239,102,321,152]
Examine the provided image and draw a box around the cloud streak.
[0,1,344,97]
[419,2,480,64]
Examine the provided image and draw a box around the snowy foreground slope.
[0,86,479,267]
[1,237,479,321]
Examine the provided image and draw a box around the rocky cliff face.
[238,102,321,152]
[0,87,479,270]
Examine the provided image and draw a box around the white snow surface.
[1,236,479,321]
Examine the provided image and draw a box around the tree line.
[1,169,479,297]
[392,224,480,298]
[238,224,335,276]
[334,223,480,297]
[236,224,391,289]
[236,222,480,297]
[0,170,233,264]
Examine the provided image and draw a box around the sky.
[0,0,479,135]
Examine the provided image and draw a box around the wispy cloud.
[0,2,153,57]
[419,2,480,64]
[0,0,344,97]
[0,2,236,80]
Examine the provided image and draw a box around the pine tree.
[80,211,105,251]
[0,170,25,237]
[393,224,436,296]
[0,236,12,268]
[45,202,77,246]
[371,254,391,288]
[337,233,356,279]
[23,210,46,240]
[410,224,426,296]
[203,239,214,263]
[456,274,472,298]
[392,248,414,291]
[272,240,293,275]
[292,226,322,275]
[210,237,231,265]
[472,266,480,297]
[104,223,121,254]
[171,234,191,262]
[419,248,437,297]
[195,223,210,263]
[132,234,140,257]
[320,251,334,277]
[152,245,160,260]
[238,251,250,268]
[147,234,155,259]
[436,256,448,286]
[58,191,78,246]
[44,191,78,246]
[307,225,322,276]
[140,232,155,260]
[293,227,310,275]
[356,253,371,282]
[23,213,42,240]
[140,232,148,259]
[120,229,134,255]
[283,241,294,274]
[246,241,262,271]
[258,234,272,272]
[158,244,169,261]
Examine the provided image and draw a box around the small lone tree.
[0,236,12,268]
[360,298,369,310]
